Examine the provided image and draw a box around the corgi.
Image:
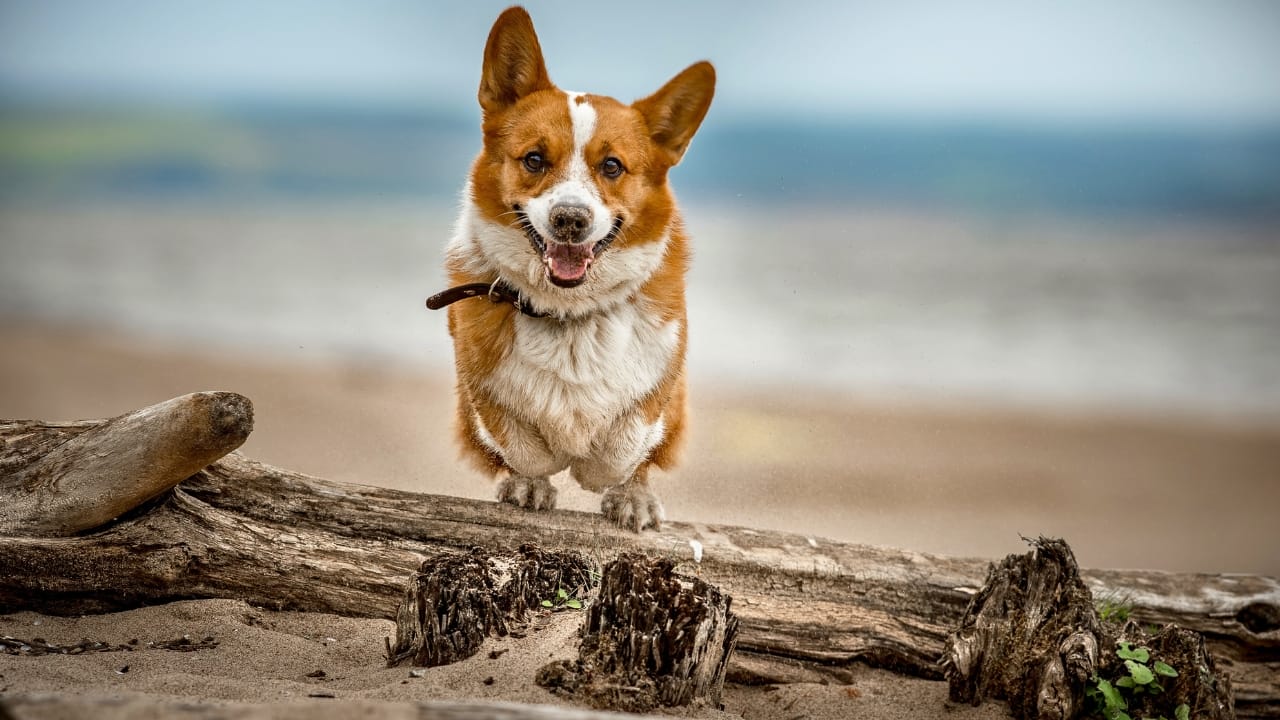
[426,6,714,531]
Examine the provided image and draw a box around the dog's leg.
[571,412,667,531]
[484,412,563,512]
[496,473,558,511]
[601,466,664,532]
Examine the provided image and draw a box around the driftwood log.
[944,537,1235,719]
[537,553,739,712]
[0,391,251,536]
[2,395,1279,717]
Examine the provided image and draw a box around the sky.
[1,0,1279,124]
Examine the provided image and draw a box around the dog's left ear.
[633,61,716,166]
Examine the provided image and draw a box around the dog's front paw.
[601,483,664,532]
[496,475,557,511]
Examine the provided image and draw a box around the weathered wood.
[944,538,1237,719]
[538,553,739,712]
[0,484,417,617]
[944,538,1105,718]
[389,544,596,668]
[1110,622,1235,720]
[2,409,1278,716]
[391,551,511,668]
[0,392,252,536]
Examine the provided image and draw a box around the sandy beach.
[2,322,1279,716]
[4,0,1279,706]
[0,598,1010,720]
[2,2,1278,710]
[4,200,1280,720]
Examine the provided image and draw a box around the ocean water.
[687,206,1280,419]
[1,200,1278,422]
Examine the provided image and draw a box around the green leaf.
[1126,659,1156,685]
[565,599,582,609]
[540,599,553,608]
[1116,676,1136,688]
[1117,643,1150,663]
[1096,678,1127,711]
[1086,677,1103,705]
[1175,704,1190,720]
[1153,661,1178,678]
[557,588,568,600]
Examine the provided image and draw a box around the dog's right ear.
[479,6,553,117]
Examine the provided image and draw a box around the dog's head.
[467,6,714,295]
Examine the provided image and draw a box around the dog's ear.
[633,61,716,166]
[479,6,554,117]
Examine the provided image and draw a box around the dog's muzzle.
[515,205,623,289]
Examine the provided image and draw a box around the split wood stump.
[387,544,596,667]
[536,553,739,713]
[943,537,1235,720]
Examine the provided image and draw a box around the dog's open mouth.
[516,209,623,288]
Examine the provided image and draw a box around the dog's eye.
[522,152,545,173]
[600,157,625,179]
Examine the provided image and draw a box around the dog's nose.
[549,203,593,243]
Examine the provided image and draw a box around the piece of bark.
[0,392,251,536]
[390,550,510,668]
[2,406,1278,716]
[537,553,739,712]
[943,537,1237,720]
[388,544,596,668]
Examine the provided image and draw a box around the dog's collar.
[425,278,549,318]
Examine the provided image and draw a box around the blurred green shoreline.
[3,103,1279,219]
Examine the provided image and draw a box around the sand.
[0,599,1009,720]
[3,322,1279,718]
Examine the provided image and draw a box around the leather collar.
[425,279,549,318]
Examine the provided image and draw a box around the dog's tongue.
[545,242,594,283]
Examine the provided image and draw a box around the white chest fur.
[484,303,680,461]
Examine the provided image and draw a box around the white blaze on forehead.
[566,91,596,182]
[523,91,613,245]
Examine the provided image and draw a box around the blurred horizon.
[2,0,1279,423]
[3,1,1280,217]
[3,101,1279,218]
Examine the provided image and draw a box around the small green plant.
[1097,593,1135,624]
[1085,641,1189,720]
[540,587,583,610]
